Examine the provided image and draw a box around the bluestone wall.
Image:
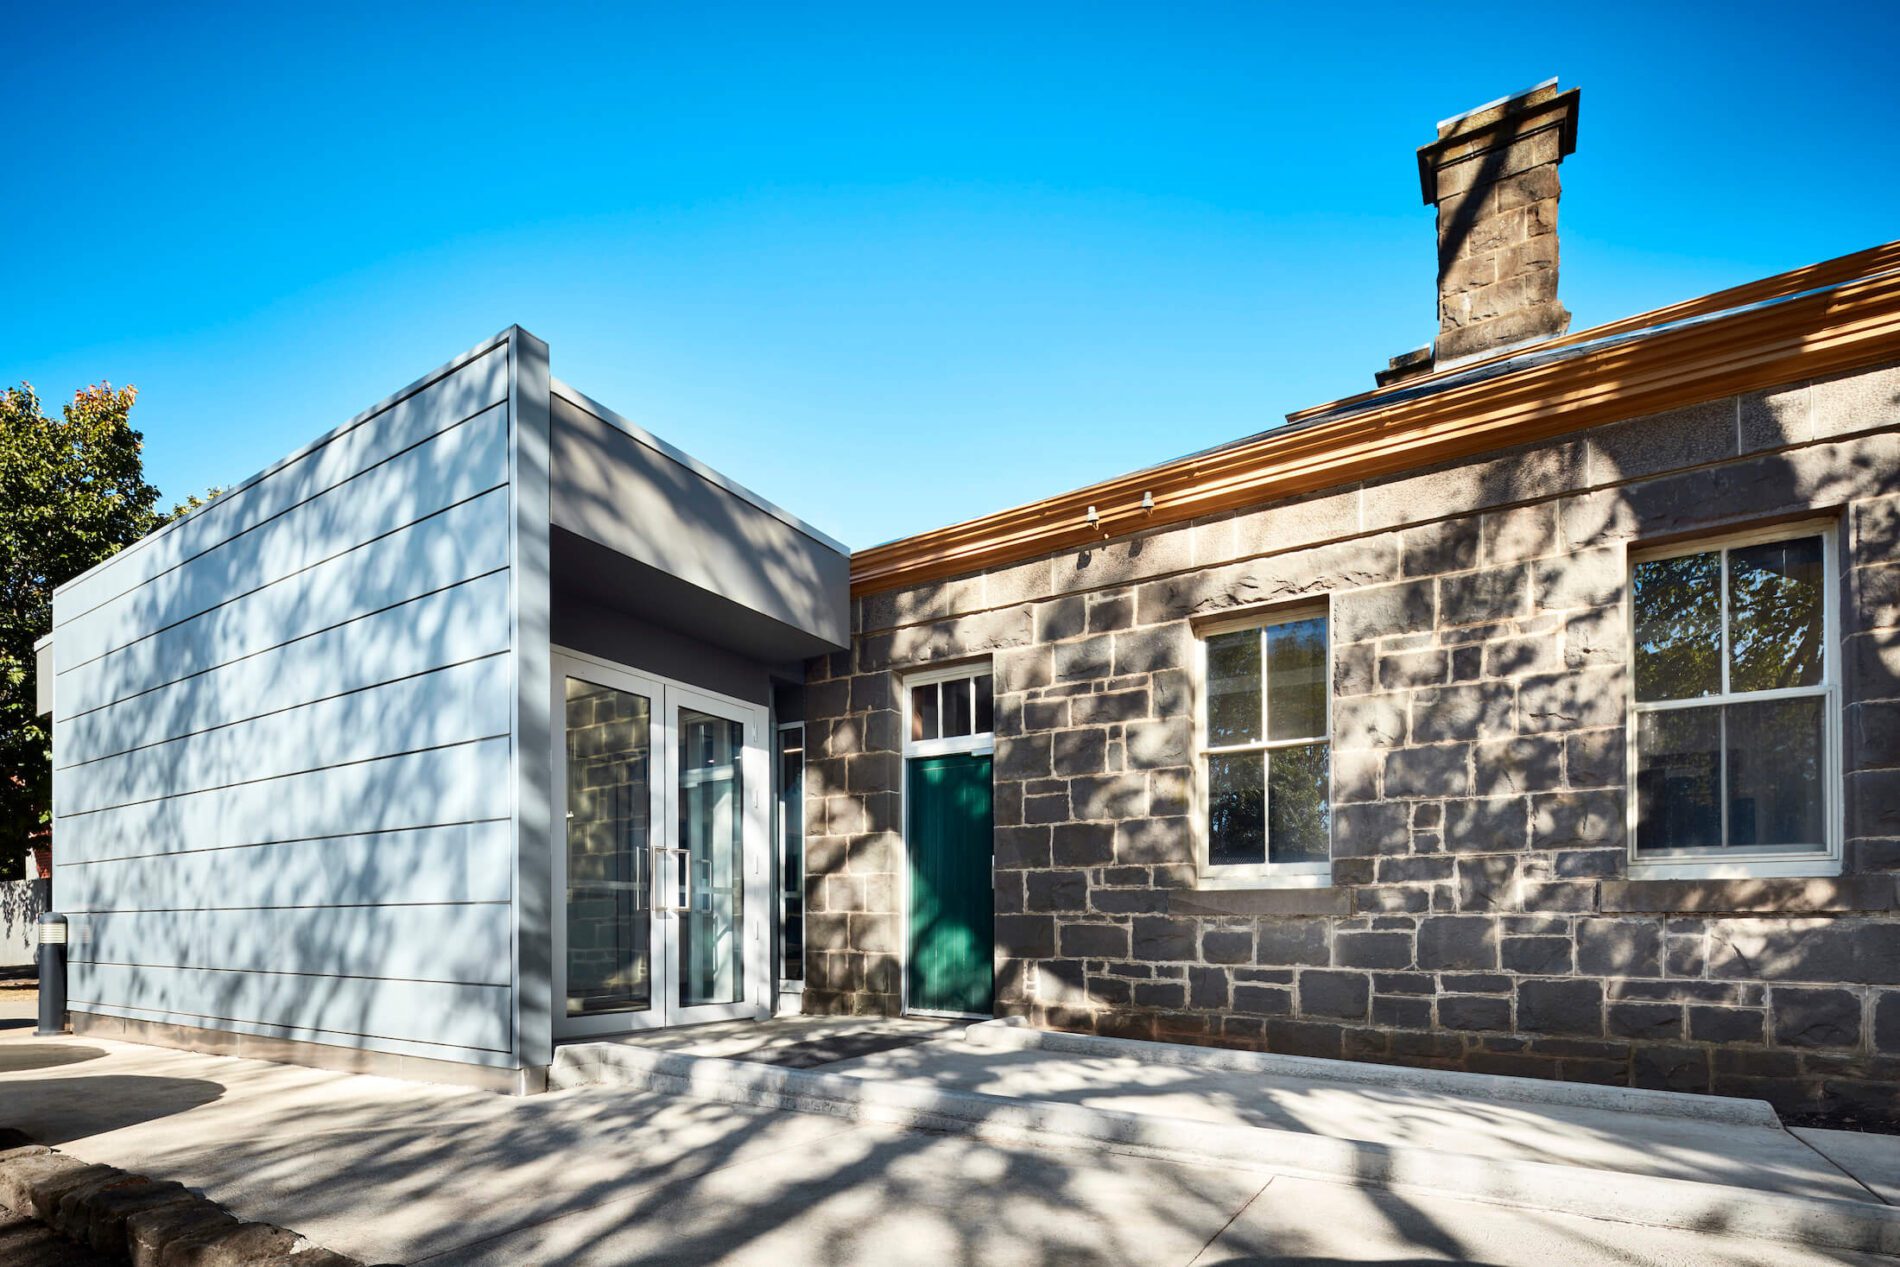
[51,333,527,1068]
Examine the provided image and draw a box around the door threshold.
[905,1008,992,1022]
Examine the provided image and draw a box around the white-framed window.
[1626,521,1841,879]
[904,664,995,758]
[1195,604,1332,887]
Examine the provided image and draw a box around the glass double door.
[552,652,769,1037]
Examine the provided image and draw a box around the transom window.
[1628,524,1839,876]
[1197,607,1331,884]
[906,666,995,758]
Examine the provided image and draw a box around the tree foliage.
[1,383,171,877]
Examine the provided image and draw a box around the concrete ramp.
[553,1022,1900,1257]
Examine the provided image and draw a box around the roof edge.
[850,241,1900,597]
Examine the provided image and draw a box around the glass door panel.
[562,677,655,1019]
[678,708,746,1007]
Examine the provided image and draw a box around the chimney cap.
[1416,81,1580,205]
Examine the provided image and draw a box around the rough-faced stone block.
[1607,1001,1682,1040]
[1689,1005,1766,1045]
[1334,930,1413,969]
[1054,635,1115,682]
[1026,870,1089,914]
[1379,647,1450,689]
[1482,504,1559,566]
[1060,922,1130,959]
[1576,919,1662,977]
[1439,565,1529,626]
[1586,398,1736,483]
[1417,916,1498,970]
[1234,984,1293,1016]
[1411,683,1515,744]
[1517,977,1604,1036]
[1534,546,1624,612]
[1473,735,1563,796]
[1710,920,1900,985]
[1564,727,1625,789]
[1114,816,1191,865]
[1132,916,1198,961]
[1298,970,1370,1020]
[1563,607,1626,670]
[1455,855,1519,912]
[1202,927,1254,964]
[1052,822,1115,867]
[1333,580,1436,644]
[1532,790,1624,850]
[1256,919,1330,966]
[1383,744,1470,799]
[1772,987,1862,1048]
[1438,994,1511,1031]
[1053,728,1107,777]
[1481,636,1559,678]
[1444,797,1528,853]
[1517,669,1624,733]
[1335,694,1409,750]
[1502,935,1572,975]
[1402,520,1480,576]
[1113,626,1184,676]
[1333,801,1410,857]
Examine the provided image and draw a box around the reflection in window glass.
[1728,537,1824,692]
[1207,752,1265,866]
[564,678,652,1017]
[1267,743,1330,863]
[942,677,972,738]
[1201,613,1331,873]
[1206,628,1263,746]
[911,683,939,741]
[1727,697,1825,848]
[1636,708,1721,853]
[1633,552,1721,701]
[1267,618,1328,741]
[1632,531,1832,860]
[974,675,994,734]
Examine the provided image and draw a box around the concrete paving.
[0,1017,1895,1265]
[819,1037,1867,1199]
[1799,1129,1900,1205]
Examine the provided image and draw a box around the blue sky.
[7,2,1897,549]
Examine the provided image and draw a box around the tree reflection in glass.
[1633,551,1720,701]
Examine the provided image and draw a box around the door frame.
[550,646,771,1040]
[899,661,996,1019]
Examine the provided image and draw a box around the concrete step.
[551,1037,1900,1257]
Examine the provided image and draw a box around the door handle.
[652,844,691,916]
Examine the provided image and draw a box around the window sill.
[1168,886,1351,918]
[1599,876,1896,915]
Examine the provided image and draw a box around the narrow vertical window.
[1629,526,1837,874]
[775,723,805,982]
[1198,609,1331,882]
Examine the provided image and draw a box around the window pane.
[1633,552,1722,701]
[1207,752,1266,865]
[564,678,653,1017]
[1726,697,1825,849]
[973,674,994,735]
[942,677,973,737]
[1728,536,1825,693]
[1206,629,1262,745]
[1635,707,1721,852]
[1267,617,1328,741]
[776,727,805,982]
[1267,742,1330,864]
[911,683,939,741]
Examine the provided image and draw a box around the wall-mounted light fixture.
[1086,505,1099,529]
[1141,491,1155,515]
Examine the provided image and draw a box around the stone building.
[796,81,1900,1123]
[37,81,1900,1120]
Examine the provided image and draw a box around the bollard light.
[35,912,68,1037]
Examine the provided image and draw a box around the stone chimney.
[1415,79,1581,370]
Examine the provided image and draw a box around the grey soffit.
[552,527,844,666]
[549,378,848,556]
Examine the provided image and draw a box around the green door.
[907,752,995,1014]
